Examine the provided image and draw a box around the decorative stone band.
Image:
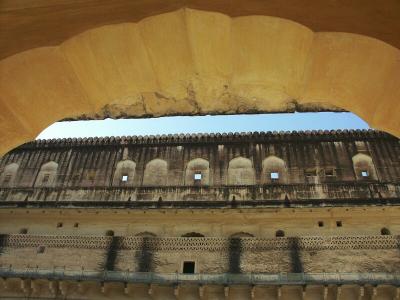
[1,235,399,251]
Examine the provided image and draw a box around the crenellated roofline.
[19,129,397,150]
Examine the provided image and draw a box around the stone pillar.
[149,284,177,300]
[176,284,201,300]
[200,285,226,300]
[227,285,252,300]
[127,283,152,300]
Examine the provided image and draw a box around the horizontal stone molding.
[0,269,400,286]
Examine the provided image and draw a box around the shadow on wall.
[289,237,304,273]
[0,234,8,256]
[228,238,242,274]
[101,236,122,271]
[135,237,157,272]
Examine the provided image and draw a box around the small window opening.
[121,175,128,182]
[3,174,12,185]
[106,230,114,236]
[270,172,279,180]
[381,227,391,235]
[325,169,335,176]
[275,230,285,237]
[37,246,45,254]
[361,170,369,177]
[182,261,195,274]
[305,169,317,177]
[56,222,63,228]
[181,232,205,237]
[318,221,324,227]
[42,174,50,184]
[19,228,28,234]
[194,173,202,181]
[336,221,342,227]
[74,223,79,228]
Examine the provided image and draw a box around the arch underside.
[0,8,399,155]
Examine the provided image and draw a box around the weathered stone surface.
[0,8,400,156]
[0,130,398,205]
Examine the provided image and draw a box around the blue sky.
[37,112,369,139]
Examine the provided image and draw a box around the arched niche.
[135,232,157,238]
[262,155,287,184]
[230,232,254,238]
[0,163,19,187]
[34,161,58,187]
[142,159,168,186]
[112,159,136,186]
[184,158,210,186]
[227,157,255,185]
[352,153,378,180]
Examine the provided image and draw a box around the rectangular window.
[318,221,324,227]
[182,261,195,274]
[42,174,50,184]
[305,169,317,177]
[336,221,342,227]
[3,174,12,185]
[361,170,369,177]
[194,173,202,181]
[121,175,128,182]
[270,172,279,180]
[325,169,335,176]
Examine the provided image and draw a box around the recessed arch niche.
[185,158,210,186]
[34,161,58,187]
[143,159,168,186]
[228,157,255,185]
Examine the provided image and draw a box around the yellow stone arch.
[0,8,399,155]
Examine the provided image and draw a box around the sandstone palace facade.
[0,129,399,299]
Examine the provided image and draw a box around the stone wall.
[0,130,399,205]
[1,234,400,274]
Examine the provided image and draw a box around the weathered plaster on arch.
[0,8,399,156]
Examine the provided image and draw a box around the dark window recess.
[106,230,115,236]
[275,230,285,237]
[381,227,391,235]
[3,174,12,185]
[37,246,45,254]
[74,223,79,228]
[318,221,324,227]
[305,169,317,177]
[57,222,63,228]
[336,221,342,227]
[19,228,28,234]
[182,261,195,274]
[42,174,50,184]
[325,169,335,176]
